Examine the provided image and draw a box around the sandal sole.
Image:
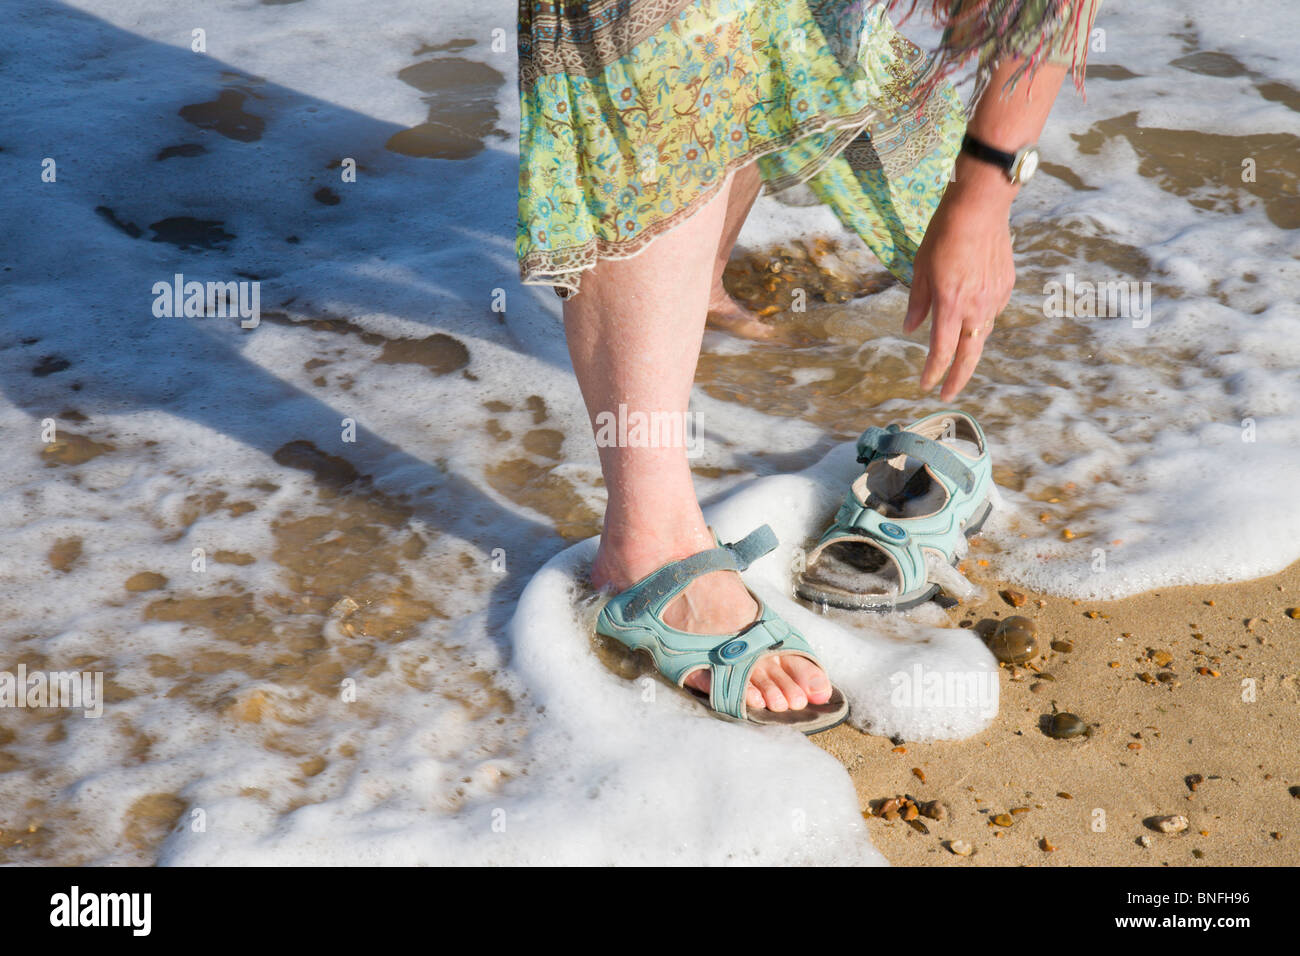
[609,642,852,735]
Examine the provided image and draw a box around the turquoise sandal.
[797,411,994,611]
[596,525,850,735]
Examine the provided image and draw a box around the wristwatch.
[960,133,1041,186]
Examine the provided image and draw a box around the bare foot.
[706,288,779,341]
[592,536,832,713]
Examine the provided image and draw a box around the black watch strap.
[960,133,1016,175]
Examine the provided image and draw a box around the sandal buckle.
[718,639,749,660]
[878,521,907,541]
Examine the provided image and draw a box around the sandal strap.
[706,612,812,718]
[621,525,778,622]
[596,524,823,721]
[813,504,928,597]
[856,424,975,494]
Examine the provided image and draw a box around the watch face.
[1015,147,1040,184]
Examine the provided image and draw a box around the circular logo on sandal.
[878,522,907,540]
[720,640,749,659]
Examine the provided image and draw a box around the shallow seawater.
[1,0,1297,864]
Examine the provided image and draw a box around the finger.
[939,322,989,401]
[903,271,932,334]
[920,296,964,392]
[782,654,832,705]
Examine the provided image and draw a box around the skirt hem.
[519,96,934,296]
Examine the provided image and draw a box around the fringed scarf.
[886,0,1098,107]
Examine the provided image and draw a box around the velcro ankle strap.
[621,525,779,621]
[856,424,975,494]
[725,524,778,569]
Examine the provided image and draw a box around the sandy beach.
[818,559,1300,866]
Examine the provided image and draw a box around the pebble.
[991,813,1014,827]
[989,616,1039,663]
[907,818,929,835]
[1289,786,1300,799]
[1186,774,1204,792]
[1157,672,1179,684]
[1151,650,1173,667]
[1039,837,1056,852]
[919,800,947,822]
[1047,713,1087,739]
[1286,608,1299,619]
[947,840,973,857]
[912,767,926,784]
[999,588,1027,608]
[1147,814,1189,834]
[330,596,360,618]
[1138,672,1156,684]
[1138,835,1153,848]
[1051,640,1074,653]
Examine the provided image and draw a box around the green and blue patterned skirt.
[517,0,968,295]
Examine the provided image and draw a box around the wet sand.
[815,557,1300,866]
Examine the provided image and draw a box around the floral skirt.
[516,0,967,295]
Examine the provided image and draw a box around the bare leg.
[564,172,831,713]
[705,162,776,340]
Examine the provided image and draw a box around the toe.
[769,664,807,710]
[782,655,833,705]
[686,667,765,711]
[683,668,709,696]
[750,667,788,712]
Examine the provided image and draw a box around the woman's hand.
[904,56,1070,400]
[904,157,1017,401]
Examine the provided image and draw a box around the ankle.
[592,519,716,591]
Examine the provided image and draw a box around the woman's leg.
[564,170,830,713]
[704,162,775,340]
